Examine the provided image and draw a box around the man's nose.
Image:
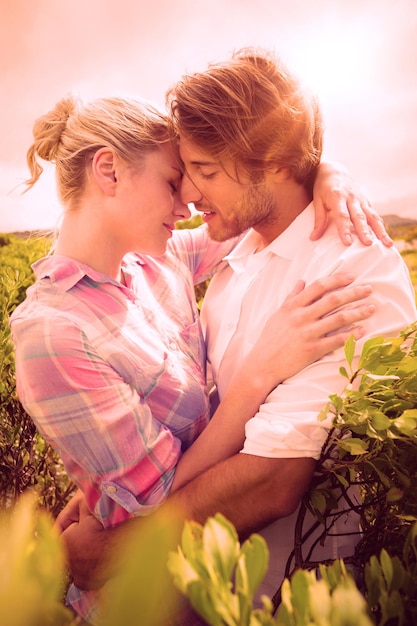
[180,174,203,205]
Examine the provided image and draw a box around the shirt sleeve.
[12,313,180,527]
[242,240,417,459]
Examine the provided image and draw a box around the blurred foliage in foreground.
[168,512,376,626]
[0,492,74,626]
[2,494,416,626]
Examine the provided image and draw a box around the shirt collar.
[225,202,314,272]
[32,254,129,292]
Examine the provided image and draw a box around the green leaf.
[236,534,269,599]
[167,547,199,594]
[287,570,312,622]
[182,519,203,561]
[0,493,73,626]
[339,366,349,379]
[103,509,183,626]
[333,472,350,488]
[370,412,391,431]
[308,578,331,622]
[331,583,374,625]
[392,413,417,435]
[380,549,394,588]
[309,489,327,514]
[338,438,368,455]
[186,580,224,626]
[344,335,356,369]
[386,487,404,502]
[203,514,240,583]
[380,589,404,623]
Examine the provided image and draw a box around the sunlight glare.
[289,23,376,106]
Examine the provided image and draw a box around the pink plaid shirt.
[11,225,234,525]
[10,225,235,622]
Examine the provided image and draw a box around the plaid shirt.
[11,225,234,526]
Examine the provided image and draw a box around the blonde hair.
[26,95,170,205]
[167,48,323,185]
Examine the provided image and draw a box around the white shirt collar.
[225,202,314,272]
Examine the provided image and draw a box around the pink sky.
[1,0,416,231]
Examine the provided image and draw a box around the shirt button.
[169,341,177,350]
[105,485,117,495]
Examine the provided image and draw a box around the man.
[60,48,417,617]
[165,48,417,597]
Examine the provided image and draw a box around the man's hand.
[311,161,393,247]
[54,489,87,534]
[60,496,186,593]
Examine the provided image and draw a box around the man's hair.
[167,48,323,185]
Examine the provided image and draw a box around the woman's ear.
[91,148,118,195]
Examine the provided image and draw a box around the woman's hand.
[312,161,393,247]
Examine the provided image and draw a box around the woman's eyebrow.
[189,159,216,167]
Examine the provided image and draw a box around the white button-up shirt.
[201,202,417,596]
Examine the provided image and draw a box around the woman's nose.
[173,193,191,220]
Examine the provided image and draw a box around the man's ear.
[91,148,118,195]
[268,164,290,183]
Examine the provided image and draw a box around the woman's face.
[115,142,191,256]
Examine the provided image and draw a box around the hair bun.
[32,94,79,162]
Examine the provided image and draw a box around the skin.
[55,143,189,276]
[178,138,309,245]
[309,161,392,247]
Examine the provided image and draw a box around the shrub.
[0,233,75,514]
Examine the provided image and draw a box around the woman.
[10,94,378,623]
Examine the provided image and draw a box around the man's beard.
[201,184,278,242]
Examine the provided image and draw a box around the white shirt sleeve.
[242,235,417,459]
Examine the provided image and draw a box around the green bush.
[0,233,75,514]
[284,326,417,623]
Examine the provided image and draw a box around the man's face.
[179,137,278,242]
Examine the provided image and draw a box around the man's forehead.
[178,137,215,165]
